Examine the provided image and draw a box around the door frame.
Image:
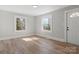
[64,8,79,43]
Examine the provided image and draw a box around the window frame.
[41,16,52,32]
[14,16,27,32]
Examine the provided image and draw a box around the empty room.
[0,5,79,54]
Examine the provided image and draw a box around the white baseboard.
[36,34,65,42]
[0,33,34,40]
[0,33,65,43]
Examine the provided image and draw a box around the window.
[42,17,51,31]
[70,12,79,18]
[16,17,25,30]
[15,16,26,32]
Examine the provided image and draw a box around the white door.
[66,8,79,45]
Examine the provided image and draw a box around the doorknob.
[67,27,69,31]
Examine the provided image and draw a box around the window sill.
[42,30,52,33]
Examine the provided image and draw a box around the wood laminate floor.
[0,36,79,54]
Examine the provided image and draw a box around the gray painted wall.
[35,5,79,42]
[0,10,35,39]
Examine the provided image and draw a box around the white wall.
[35,5,79,42]
[0,10,35,40]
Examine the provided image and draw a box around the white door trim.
[64,8,79,43]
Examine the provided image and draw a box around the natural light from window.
[42,17,50,31]
[70,12,79,18]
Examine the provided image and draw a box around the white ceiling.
[0,5,69,16]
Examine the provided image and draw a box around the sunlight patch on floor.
[31,37,39,40]
[22,37,39,41]
[22,38,33,41]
